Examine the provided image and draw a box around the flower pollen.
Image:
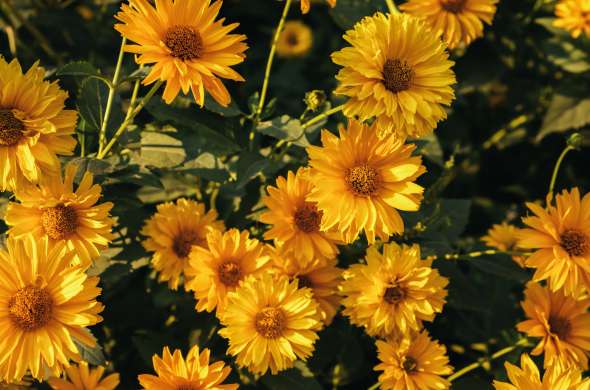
[382,59,414,93]
[218,261,242,287]
[383,286,406,304]
[41,205,78,240]
[164,25,204,60]
[345,165,380,197]
[255,307,286,339]
[441,0,467,13]
[560,229,590,257]
[0,109,25,146]
[8,285,53,331]
[173,230,202,259]
[549,315,572,339]
[294,203,322,233]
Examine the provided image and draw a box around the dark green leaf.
[204,94,243,117]
[330,0,386,30]
[56,61,101,78]
[235,151,269,189]
[262,366,323,390]
[74,338,106,366]
[77,78,124,133]
[257,115,309,147]
[537,94,590,141]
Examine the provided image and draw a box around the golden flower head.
[375,331,453,390]
[138,345,237,390]
[270,248,342,325]
[517,282,590,369]
[48,361,119,390]
[142,198,224,290]
[493,353,590,390]
[306,120,426,244]
[554,0,590,39]
[218,273,322,375]
[340,242,448,337]
[401,0,499,49]
[0,237,103,382]
[0,58,77,192]
[518,188,590,296]
[185,228,270,316]
[5,164,115,268]
[300,0,336,14]
[261,167,341,264]
[483,222,526,267]
[276,20,313,58]
[115,0,248,107]
[331,12,456,139]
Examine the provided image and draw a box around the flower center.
[382,59,414,93]
[345,165,380,197]
[294,203,322,233]
[164,25,204,61]
[403,356,418,372]
[0,109,25,147]
[172,230,202,259]
[549,315,571,339]
[441,0,467,13]
[255,307,286,339]
[560,229,589,257]
[287,33,299,46]
[8,285,53,331]
[41,205,78,240]
[218,261,242,287]
[297,275,313,289]
[383,286,406,304]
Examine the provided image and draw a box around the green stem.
[546,145,574,204]
[384,0,399,14]
[98,37,127,154]
[300,104,344,130]
[441,249,530,261]
[367,382,380,390]
[448,339,529,382]
[97,80,162,159]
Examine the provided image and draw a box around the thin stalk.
[98,37,127,154]
[546,145,574,204]
[301,104,344,130]
[441,249,530,261]
[384,0,400,14]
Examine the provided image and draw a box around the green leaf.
[262,366,323,390]
[139,132,187,168]
[414,133,444,166]
[56,61,101,78]
[66,157,113,180]
[235,151,269,189]
[330,0,386,30]
[77,78,124,133]
[204,94,243,117]
[257,115,310,147]
[537,94,590,141]
[74,338,106,366]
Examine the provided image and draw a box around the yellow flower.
[0,58,77,192]
[141,198,224,290]
[260,168,340,264]
[331,12,456,139]
[270,249,342,325]
[493,353,590,390]
[114,0,248,106]
[0,382,30,390]
[400,0,498,49]
[5,164,115,267]
[518,188,590,296]
[0,238,103,382]
[340,242,448,337]
[554,0,590,39]
[218,273,322,375]
[48,361,119,390]
[306,120,426,244]
[185,228,270,315]
[375,331,453,390]
[516,282,590,369]
[276,21,313,58]
[138,345,237,390]
[300,0,336,14]
[482,222,525,267]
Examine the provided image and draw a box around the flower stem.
[367,382,380,390]
[301,104,344,130]
[384,0,400,14]
[97,80,162,159]
[448,338,529,382]
[98,37,127,155]
[546,144,574,204]
[441,249,530,261]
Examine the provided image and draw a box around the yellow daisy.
[185,228,270,315]
[482,222,526,267]
[331,12,456,139]
[142,198,224,290]
[48,361,119,390]
[340,242,448,337]
[276,21,313,58]
[260,168,340,264]
[518,188,590,296]
[218,273,322,375]
[138,345,237,390]
[493,353,590,390]
[0,237,103,382]
[306,120,426,244]
[516,282,590,369]
[270,248,342,325]
[554,0,590,39]
[300,0,336,14]
[0,58,76,192]
[375,331,453,390]
[400,0,499,49]
[114,0,248,106]
[5,164,115,267]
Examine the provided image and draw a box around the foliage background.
[1,0,590,388]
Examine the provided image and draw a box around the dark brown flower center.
[294,203,322,233]
[560,229,589,257]
[172,230,202,259]
[218,261,242,287]
[383,286,406,304]
[441,0,467,13]
[164,25,204,61]
[549,315,572,339]
[0,109,25,146]
[287,33,299,46]
[255,307,286,339]
[41,205,78,240]
[382,59,414,93]
[345,165,380,197]
[403,356,418,372]
[297,275,313,289]
[8,285,53,331]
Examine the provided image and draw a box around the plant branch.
[546,144,574,204]
[301,104,344,130]
[384,0,400,14]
